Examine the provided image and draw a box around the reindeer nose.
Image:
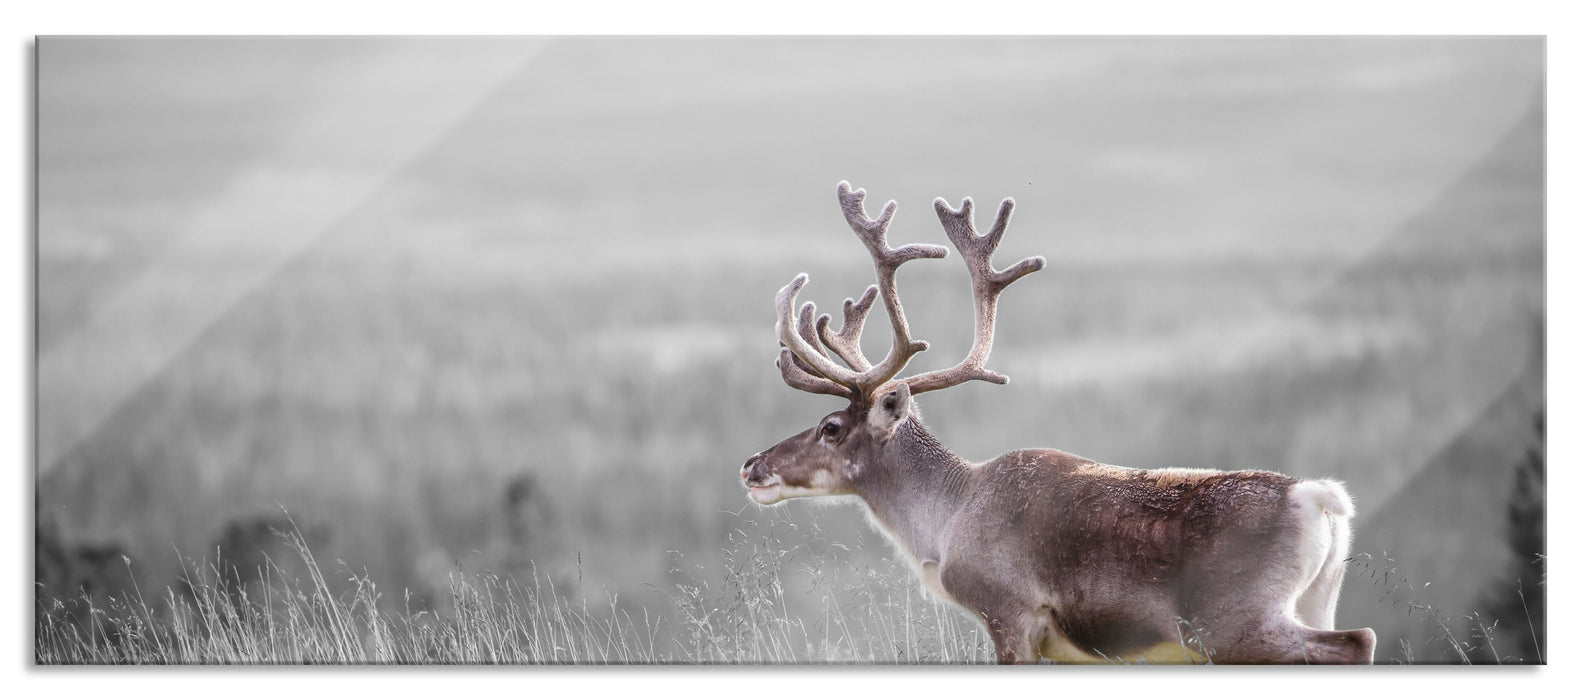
[742,453,764,481]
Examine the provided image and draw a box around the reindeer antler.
[776,347,853,398]
[775,182,947,399]
[775,182,1042,402]
[773,300,854,398]
[900,196,1045,394]
[816,285,878,372]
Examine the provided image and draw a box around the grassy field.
[37,515,1543,664]
[39,515,999,664]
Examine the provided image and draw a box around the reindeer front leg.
[943,566,1043,664]
[978,608,1047,664]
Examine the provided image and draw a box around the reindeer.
[740,182,1376,664]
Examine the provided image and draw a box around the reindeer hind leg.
[1300,627,1376,665]
[1214,617,1375,664]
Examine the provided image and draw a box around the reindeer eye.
[821,420,842,438]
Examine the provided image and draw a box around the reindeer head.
[741,182,1045,506]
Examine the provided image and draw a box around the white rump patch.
[1282,479,1357,627]
[1290,480,1355,518]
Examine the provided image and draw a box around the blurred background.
[36,37,1543,662]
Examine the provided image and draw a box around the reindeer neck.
[853,416,971,563]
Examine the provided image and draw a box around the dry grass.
[36,520,995,665]
[1346,551,1544,665]
[38,521,1543,665]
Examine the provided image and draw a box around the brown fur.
[744,410,1375,664]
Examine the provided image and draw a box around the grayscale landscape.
[35,36,1543,663]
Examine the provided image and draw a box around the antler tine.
[834,181,949,396]
[836,180,896,241]
[816,285,879,371]
[776,274,864,389]
[781,300,837,378]
[776,348,853,398]
[902,196,1046,395]
[837,181,950,268]
[796,302,828,360]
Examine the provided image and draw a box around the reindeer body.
[742,182,1375,664]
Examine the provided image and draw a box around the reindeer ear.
[867,382,912,440]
